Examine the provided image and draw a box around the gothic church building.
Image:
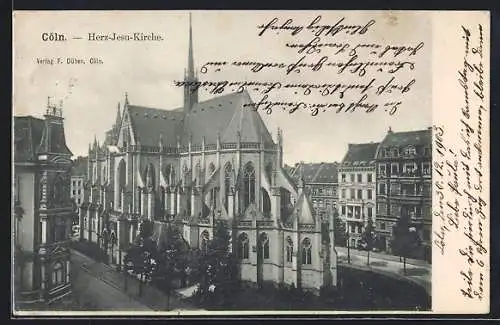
[79,18,337,291]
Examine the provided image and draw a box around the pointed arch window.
[200,230,210,255]
[52,261,64,286]
[209,162,216,175]
[286,236,293,263]
[244,163,256,209]
[117,160,126,208]
[260,233,270,260]
[145,164,156,189]
[164,164,175,186]
[224,163,232,211]
[238,233,249,259]
[301,238,312,265]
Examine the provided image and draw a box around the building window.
[52,261,64,286]
[72,180,76,187]
[350,189,355,199]
[72,190,76,196]
[341,174,346,182]
[201,230,210,255]
[341,189,346,199]
[391,163,399,176]
[367,174,373,183]
[286,236,293,263]
[379,183,386,195]
[238,232,249,259]
[224,162,232,212]
[260,233,270,260]
[357,174,362,183]
[380,222,386,230]
[422,162,431,175]
[367,207,373,218]
[301,238,312,265]
[350,174,355,183]
[341,205,346,215]
[77,189,81,195]
[244,163,256,209]
[367,189,373,200]
[392,148,399,157]
[378,203,387,215]
[77,199,81,205]
[404,145,417,156]
[404,163,417,175]
[379,164,386,176]
[357,189,363,200]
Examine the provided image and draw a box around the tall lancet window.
[243,163,256,210]
[224,162,232,212]
[260,232,270,260]
[238,233,249,259]
[117,160,126,208]
[301,238,312,265]
[286,236,293,263]
[145,164,155,189]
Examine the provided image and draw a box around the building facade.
[70,156,87,207]
[375,127,432,260]
[13,104,74,306]
[337,143,378,248]
[78,19,338,291]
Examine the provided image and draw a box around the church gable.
[289,191,316,225]
[242,202,265,221]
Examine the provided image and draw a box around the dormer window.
[404,145,417,156]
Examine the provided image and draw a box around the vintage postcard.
[12,10,490,316]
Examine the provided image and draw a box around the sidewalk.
[336,246,430,267]
[335,249,431,296]
[71,249,198,311]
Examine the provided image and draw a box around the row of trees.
[123,219,238,309]
[329,207,422,273]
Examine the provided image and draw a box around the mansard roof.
[290,162,338,185]
[341,142,379,166]
[14,115,73,162]
[376,128,432,158]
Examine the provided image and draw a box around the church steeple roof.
[183,13,199,113]
[187,12,195,80]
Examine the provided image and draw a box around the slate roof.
[341,142,379,166]
[290,162,338,184]
[14,116,72,162]
[127,105,184,147]
[125,91,275,148]
[376,128,432,158]
[380,129,432,147]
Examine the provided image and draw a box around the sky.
[13,11,432,165]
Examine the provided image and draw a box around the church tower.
[183,13,199,113]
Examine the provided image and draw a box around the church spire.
[183,12,199,113]
[187,12,195,80]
